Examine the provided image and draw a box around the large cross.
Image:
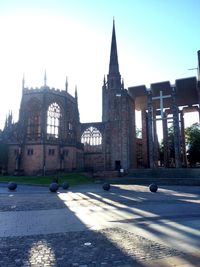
[152,91,171,119]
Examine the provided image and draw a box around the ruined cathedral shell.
[3,21,200,175]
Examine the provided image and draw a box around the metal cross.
[152,91,171,119]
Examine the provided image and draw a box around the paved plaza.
[0,182,200,266]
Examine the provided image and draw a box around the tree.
[159,125,175,166]
[136,127,142,138]
[0,134,8,173]
[185,123,200,166]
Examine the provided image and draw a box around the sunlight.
[159,188,199,199]
[0,12,105,128]
[28,240,55,266]
[56,185,200,265]
[184,111,199,127]
[165,220,200,238]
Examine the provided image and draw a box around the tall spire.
[109,18,119,74]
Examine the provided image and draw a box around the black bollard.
[149,183,158,193]
[103,183,110,191]
[8,182,17,191]
[49,182,59,192]
[62,182,69,190]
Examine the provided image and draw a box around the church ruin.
[3,21,200,175]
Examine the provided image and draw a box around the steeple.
[109,19,119,75]
[107,19,121,90]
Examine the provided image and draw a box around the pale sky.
[0,0,200,130]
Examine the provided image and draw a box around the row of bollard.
[102,182,158,192]
[7,181,158,193]
[49,182,69,192]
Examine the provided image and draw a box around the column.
[163,112,169,167]
[153,107,158,167]
[147,90,154,168]
[141,110,148,167]
[171,87,181,168]
[180,111,187,167]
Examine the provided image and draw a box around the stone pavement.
[0,182,200,266]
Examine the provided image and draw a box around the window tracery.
[47,103,61,139]
[27,114,41,140]
[81,126,102,152]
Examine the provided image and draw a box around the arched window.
[81,126,102,152]
[26,99,41,140]
[47,103,61,139]
[27,114,41,140]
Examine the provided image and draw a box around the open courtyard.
[0,182,200,266]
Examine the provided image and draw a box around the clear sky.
[0,0,199,130]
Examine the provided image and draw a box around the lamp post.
[188,67,198,78]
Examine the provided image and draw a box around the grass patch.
[0,173,95,187]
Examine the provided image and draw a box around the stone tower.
[102,20,136,170]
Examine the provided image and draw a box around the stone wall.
[83,153,105,171]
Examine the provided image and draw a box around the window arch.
[81,126,102,152]
[27,113,41,140]
[47,102,61,138]
[26,99,41,140]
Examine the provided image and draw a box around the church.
[4,21,200,175]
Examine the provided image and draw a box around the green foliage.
[0,173,95,186]
[136,127,142,138]
[0,142,8,167]
[167,126,175,158]
[159,125,175,160]
[185,123,200,166]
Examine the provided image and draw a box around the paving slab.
[0,183,200,266]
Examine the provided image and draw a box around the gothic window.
[81,126,102,152]
[47,103,61,139]
[27,114,41,140]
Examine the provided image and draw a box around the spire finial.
[103,75,106,85]
[65,76,68,92]
[22,73,25,90]
[75,85,78,99]
[75,85,78,105]
[109,18,119,74]
[121,78,124,89]
[44,70,47,86]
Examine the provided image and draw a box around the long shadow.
[0,184,145,267]
[1,183,200,266]
[101,185,200,234]
[81,184,200,266]
[115,185,200,262]
[84,187,200,241]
